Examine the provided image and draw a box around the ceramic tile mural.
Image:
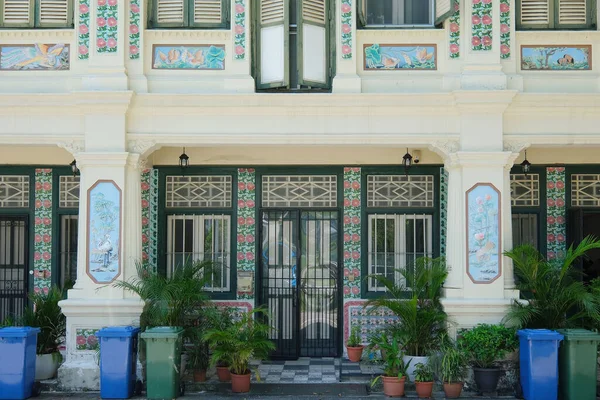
[471,0,492,51]
[152,45,226,70]
[78,0,90,59]
[0,44,69,70]
[344,301,397,347]
[34,169,53,293]
[237,168,256,300]
[341,0,352,59]
[141,169,158,272]
[343,168,361,299]
[364,44,436,70]
[440,168,448,257]
[499,0,510,59]
[76,328,99,351]
[521,46,591,71]
[466,183,501,283]
[234,0,246,60]
[449,0,460,59]
[546,167,566,262]
[129,0,141,59]
[96,0,119,53]
[213,301,253,320]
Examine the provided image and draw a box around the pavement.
[37,394,519,400]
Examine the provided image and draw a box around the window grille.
[60,215,78,287]
[572,174,600,207]
[0,176,29,208]
[510,174,539,207]
[166,175,232,208]
[367,175,434,208]
[262,175,337,208]
[59,175,80,208]
[512,213,538,249]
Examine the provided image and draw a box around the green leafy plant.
[186,327,209,371]
[20,287,66,355]
[347,326,362,347]
[414,362,434,382]
[365,256,448,356]
[202,306,235,367]
[504,236,600,329]
[371,332,411,386]
[458,324,518,369]
[203,308,275,376]
[431,336,468,384]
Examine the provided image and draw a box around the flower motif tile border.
[234,0,246,60]
[78,0,90,59]
[471,0,492,51]
[76,328,100,351]
[546,167,566,263]
[440,167,448,256]
[237,168,256,300]
[449,0,460,59]
[141,169,158,272]
[499,0,510,59]
[129,0,141,59]
[341,0,352,59]
[34,169,53,293]
[343,167,361,298]
[97,0,118,53]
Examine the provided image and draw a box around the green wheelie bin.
[556,329,600,400]
[141,327,184,399]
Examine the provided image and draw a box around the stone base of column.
[460,65,507,90]
[332,74,362,93]
[441,297,513,337]
[58,298,144,390]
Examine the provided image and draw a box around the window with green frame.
[150,0,229,28]
[510,172,542,250]
[0,0,73,28]
[517,0,596,30]
[357,0,456,28]
[56,174,80,289]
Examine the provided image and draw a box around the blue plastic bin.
[518,329,564,400]
[0,327,40,400]
[97,326,140,399]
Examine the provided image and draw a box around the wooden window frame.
[149,0,229,29]
[0,0,73,28]
[516,0,597,30]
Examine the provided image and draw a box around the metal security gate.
[0,215,28,322]
[259,210,340,359]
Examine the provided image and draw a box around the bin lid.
[97,326,141,338]
[517,329,564,341]
[0,327,41,338]
[140,326,184,339]
[556,329,600,341]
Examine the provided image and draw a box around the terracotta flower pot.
[216,366,231,382]
[382,376,406,397]
[346,345,364,362]
[193,369,207,382]
[443,382,464,399]
[231,372,251,393]
[415,381,434,399]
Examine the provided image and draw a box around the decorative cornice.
[57,140,85,155]
[428,140,460,160]
[144,29,231,40]
[0,29,74,39]
[503,140,530,153]
[127,140,159,157]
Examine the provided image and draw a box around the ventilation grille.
[194,0,222,23]
[558,0,586,24]
[157,0,184,23]
[303,0,326,24]
[3,0,31,24]
[261,0,284,24]
[39,0,69,24]
[521,0,550,24]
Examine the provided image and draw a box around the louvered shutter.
[154,0,186,27]
[38,0,72,27]
[435,0,455,25]
[257,0,289,89]
[556,0,590,28]
[518,0,552,28]
[191,0,227,28]
[1,0,34,27]
[298,0,330,88]
[357,0,366,27]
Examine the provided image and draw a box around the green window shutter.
[555,0,591,28]
[256,0,289,89]
[38,0,72,27]
[190,0,228,28]
[1,0,34,27]
[357,0,366,27]
[152,0,187,28]
[297,0,329,88]
[517,0,553,29]
[435,0,455,25]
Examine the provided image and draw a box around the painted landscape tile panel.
[521,45,591,71]
[0,44,69,71]
[364,44,436,70]
[153,45,225,70]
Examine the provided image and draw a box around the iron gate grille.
[0,216,28,322]
[260,210,340,359]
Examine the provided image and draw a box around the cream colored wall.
[0,146,73,165]
[514,146,600,165]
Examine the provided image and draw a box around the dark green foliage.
[414,362,434,382]
[504,236,600,329]
[430,335,468,384]
[371,332,410,385]
[19,287,66,355]
[347,325,361,347]
[458,324,518,369]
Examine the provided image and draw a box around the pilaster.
[332,0,361,93]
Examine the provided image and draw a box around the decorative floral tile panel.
[212,301,253,321]
[499,0,510,59]
[341,0,352,59]
[449,0,460,59]
[344,301,397,349]
[34,169,53,293]
[141,169,158,272]
[76,328,99,351]
[78,0,90,59]
[471,0,492,51]
[546,167,566,263]
[234,0,246,60]
[237,168,256,300]
[129,0,141,59]
[96,0,118,53]
[343,168,361,299]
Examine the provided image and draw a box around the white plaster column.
[123,153,144,287]
[332,0,361,93]
[443,160,464,295]
[502,159,517,293]
[224,0,255,93]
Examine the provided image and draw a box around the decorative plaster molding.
[0,29,74,39]
[58,140,85,155]
[503,140,530,154]
[127,140,159,157]
[144,29,231,40]
[428,140,460,159]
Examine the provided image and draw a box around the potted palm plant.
[365,256,448,381]
[414,362,434,398]
[459,323,518,394]
[435,338,468,399]
[371,333,410,397]
[186,328,209,382]
[203,306,235,382]
[346,325,364,362]
[203,308,275,393]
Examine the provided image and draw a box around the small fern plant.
[347,326,362,348]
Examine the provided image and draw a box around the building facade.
[1,0,599,389]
